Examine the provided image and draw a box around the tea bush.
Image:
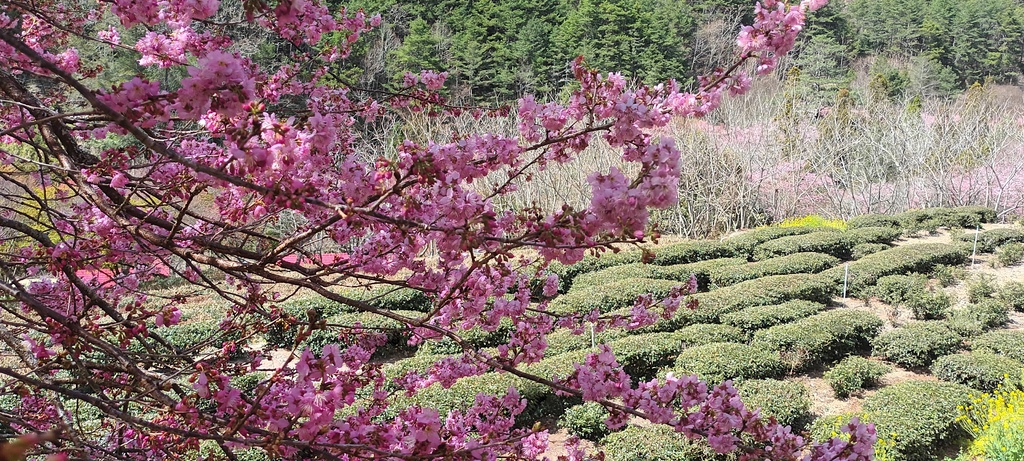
[847,213,902,229]
[817,243,969,297]
[709,252,839,286]
[651,257,749,289]
[851,243,890,260]
[566,258,748,292]
[692,273,835,323]
[722,226,823,256]
[736,379,812,430]
[956,228,1024,253]
[543,328,629,356]
[873,274,951,320]
[559,402,610,441]
[931,351,1024,391]
[931,264,967,287]
[669,342,785,385]
[823,356,891,398]
[752,309,883,370]
[548,278,682,316]
[752,231,856,260]
[602,425,718,461]
[605,332,689,382]
[997,242,1024,267]
[872,321,963,368]
[548,249,644,292]
[675,323,746,347]
[649,241,739,266]
[997,281,1024,311]
[846,226,903,245]
[968,274,998,303]
[972,330,1024,363]
[720,300,826,332]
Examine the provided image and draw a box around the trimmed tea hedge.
[931,351,1024,391]
[559,402,610,441]
[736,379,812,430]
[752,309,883,370]
[693,273,835,323]
[955,227,1024,253]
[863,381,975,461]
[847,213,903,229]
[874,274,952,320]
[544,328,629,356]
[823,356,890,398]
[845,226,903,245]
[872,321,962,368]
[653,258,749,289]
[971,330,1024,363]
[709,252,839,286]
[603,425,717,461]
[417,318,515,355]
[669,342,785,384]
[752,232,856,260]
[548,278,682,316]
[851,243,890,260]
[605,332,689,382]
[675,323,746,347]
[722,226,823,256]
[382,354,445,390]
[720,300,826,332]
[548,249,644,292]
[353,286,432,313]
[899,206,996,232]
[817,243,969,296]
[649,241,739,266]
[571,258,747,293]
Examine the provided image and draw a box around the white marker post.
[971,224,980,267]
[590,322,595,348]
[842,262,849,302]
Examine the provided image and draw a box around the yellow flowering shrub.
[958,375,1024,461]
[777,214,848,230]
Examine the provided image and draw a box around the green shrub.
[567,263,660,292]
[863,381,975,461]
[145,320,244,356]
[692,273,836,323]
[720,300,825,332]
[544,328,629,357]
[931,264,966,287]
[847,213,902,229]
[709,252,839,287]
[817,243,969,297]
[851,243,890,260]
[736,379,812,430]
[382,354,444,390]
[901,206,996,232]
[872,274,951,319]
[872,321,963,368]
[846,226,903,245]
[230,372,267,398]
[548,278,682,316]
[568,258,748,293]
[602,425,718,461]
[972,330,1024,363]
[548,249,644,292]
[351,287,432,313]
[810,381,976,461]
[669,342,785,385]
[605,304,694,335]
[752,232,856,260]
[675,323,746,347]
[649,241,739,266]
[931,351,1024,391]
[968,274,998,303]
[947,299,1010,333]
[997,281,1024,311]
[276,310,423,354]
[956,228,1024,253]
[752,309,883,370]
[559,402,610,441]
[722,226,822,256]
[606,332,689,382]
[653,257,749,290]
[823,356,890,398]
[417,318,515,355]
[997,242,1024,267]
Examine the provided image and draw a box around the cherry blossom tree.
[0,0,874,460]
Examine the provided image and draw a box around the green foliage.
[605,332,690,382]
[751,231,856,260]
[354,287,433,313]
[872,321,963,368]
[721,226,822,256]
[823,356,891,398]
[752,308,883,370]
[956,228,1024,253]
[548,278,682,316]
[675,323,746,347]
[997,242,1024,267]
[851,243,890,260]
[932,351,1024,391]
[873,274,951,320]
[736,379,812,430]
[847,213,902,229]
[720,300,826,332]
[559,402,610,441]
[669,342,785,385]
[897,206,997,232]
[968,274,998,303]
[568,257,746,293]
[692,273,836,323]
[931,264,966,287]
[812,381,975,461]
[972,330,1024,363]
[817,243,969,296]
[602,424,719,461]
[845,226,903,245]
[649,240,738,266]
[709,252,840,287]
[548,249,644,293]
[998,281,1024,312]
[544,328,629,356]
[417,318,515,355]
[382,354,444,390]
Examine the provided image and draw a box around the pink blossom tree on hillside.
[0,0,874,460]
